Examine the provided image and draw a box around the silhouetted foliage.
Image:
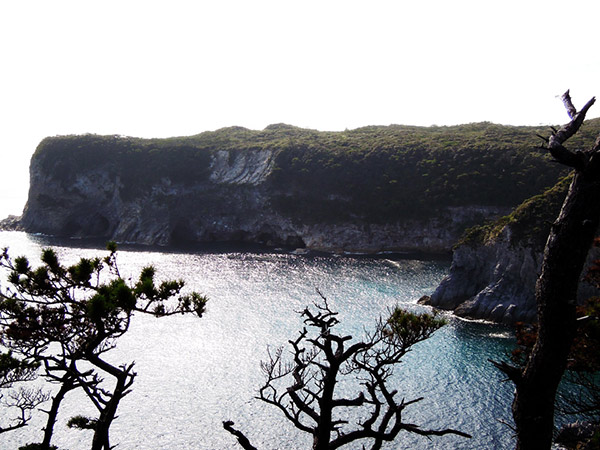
[0,242,207,450]
[0,352,48,434]
[224,295,470,449]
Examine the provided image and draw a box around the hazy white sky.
[1,0,599,217]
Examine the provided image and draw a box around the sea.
[0,230,521,449]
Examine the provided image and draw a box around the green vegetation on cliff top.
[458,175,572,250]
[32,119,600,223]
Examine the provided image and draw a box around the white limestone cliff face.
[20,147,509,254]
[209,149,275,185]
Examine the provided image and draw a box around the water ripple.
[0,232,516,449]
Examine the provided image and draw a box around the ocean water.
[0,231,518,449]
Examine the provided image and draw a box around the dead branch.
[222,421,258,450]
[228,299,469,449]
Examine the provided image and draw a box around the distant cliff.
[423,176,600,323]
[19,122,600,253]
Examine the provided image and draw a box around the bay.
[0,231,516,449]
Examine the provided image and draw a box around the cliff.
[18,122,600,253]
[423,176,600,323]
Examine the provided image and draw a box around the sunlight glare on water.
[0,232,516,449]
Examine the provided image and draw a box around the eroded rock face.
[20,141,510,254]
[0,215,23,231]
[22,147,285,246]
[426,229,540,324]
[424,226,599,324]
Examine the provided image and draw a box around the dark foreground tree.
[510,243,600,425]
[493,91,600,450]
[0,352,48,434]
[0,243,207,450]
[224,295,470,449]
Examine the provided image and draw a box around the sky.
[1,0,599,218]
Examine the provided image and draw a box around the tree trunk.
[41,372,75,450]
[91,370,129,450]
[313,367,338,450]
[510,92,600,450]
[513,171,600,449]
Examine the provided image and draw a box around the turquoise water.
[0,231,517,449]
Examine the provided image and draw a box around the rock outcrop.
[424,228,542,324]
[423,177,600,323]
[19,145,507,252]
[19,130,530,253]
[0,215,23,231]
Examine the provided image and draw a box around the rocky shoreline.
[0,215,23,231]
[421,229,541,324]
[422,178,600,324]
